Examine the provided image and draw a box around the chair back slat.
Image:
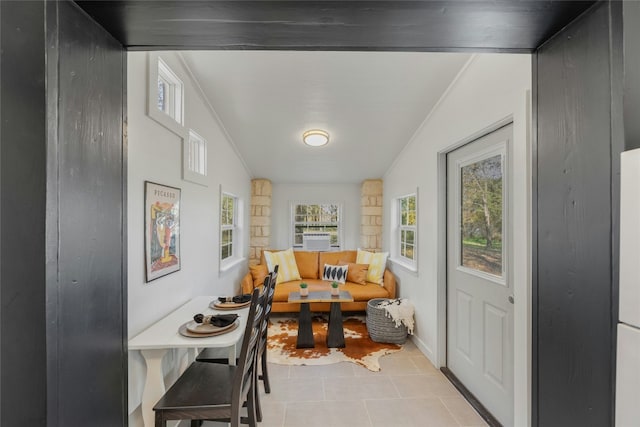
[258,265,278,359]
[232,285,266,405]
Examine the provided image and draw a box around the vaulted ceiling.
[180,50,471,182]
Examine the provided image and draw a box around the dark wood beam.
[75,1,595,51]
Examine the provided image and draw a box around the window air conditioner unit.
[302,232,331,251]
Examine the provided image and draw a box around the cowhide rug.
[267,314,402,371]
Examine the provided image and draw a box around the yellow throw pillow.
[356,249,389,285]
[263,248,301,285]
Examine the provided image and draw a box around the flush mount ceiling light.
[303,129,329,147]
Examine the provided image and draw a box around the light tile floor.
[202,340,487,427]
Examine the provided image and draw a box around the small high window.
[183,129,208,185]
[147,54,186,137]
[157,58,184,125]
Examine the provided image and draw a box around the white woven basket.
[366,298,408,344]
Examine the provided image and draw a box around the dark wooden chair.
[254,264,277,420]
[152,287,265,427]
[196,265,279,422]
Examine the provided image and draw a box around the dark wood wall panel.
[0,2,48,425]
[624,1,640,150]
[2,1,632,426]
[535,3,621,426]
[46,2,127,426]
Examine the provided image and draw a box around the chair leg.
[255,370,263,422]
[246,383,258,427]
[261,352,271,394]
[155,411,166,427]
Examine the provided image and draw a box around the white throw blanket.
[377,299,415,335]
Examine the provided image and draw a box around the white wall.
[383,53,532,426]
[127,52,251,423]
[270,182,362,250]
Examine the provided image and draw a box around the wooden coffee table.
[288,290,354,348]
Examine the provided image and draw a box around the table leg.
[296,303,315,348]
[179,348,197,375]
[228,343,237,365]
[140,349,168,427]
[327,301,346,348]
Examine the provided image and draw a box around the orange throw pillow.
[339,261,368,285]
[249,264,269,287]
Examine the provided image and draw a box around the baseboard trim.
[440,367,503,427]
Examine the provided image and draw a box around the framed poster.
[145,181,181,282]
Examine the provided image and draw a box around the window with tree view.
[461,154,503,277]
[399,195,417,262]
[221,194,236,261]
[292,203,340,248]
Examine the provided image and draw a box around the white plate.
[186,320,236,334]
[210,300,251,310]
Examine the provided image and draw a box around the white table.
[129,296,249,427]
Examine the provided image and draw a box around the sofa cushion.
[264,248,301,284]
[356,249,389,285]
[318,250,356,276]
[272,279,327,302]
[293,251,319,279]
[272,279,390,303]
[249,264,269,287]
[342,282,391,300]
[339,261,368,285]
[322,263,348,283]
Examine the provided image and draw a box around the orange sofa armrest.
[382,269,397,299]
[241,271,255,294]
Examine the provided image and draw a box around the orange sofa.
[241,250,396,313]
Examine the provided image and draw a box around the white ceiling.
[181,51,471,184]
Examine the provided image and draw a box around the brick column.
[250,179,272,265]
[361,179,383,252]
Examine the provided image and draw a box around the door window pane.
[461,155,503,276]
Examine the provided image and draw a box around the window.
[157,58,184,125]
[399,194,417,261]
[147,54,185,137]
[220,193,237,262]
[183,130,208,185]
[391,193,417,270]
[219,190,245,272]
[291,203,341,248]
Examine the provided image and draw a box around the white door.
[446,124,514,426]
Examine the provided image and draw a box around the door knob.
[508,295,514,304]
